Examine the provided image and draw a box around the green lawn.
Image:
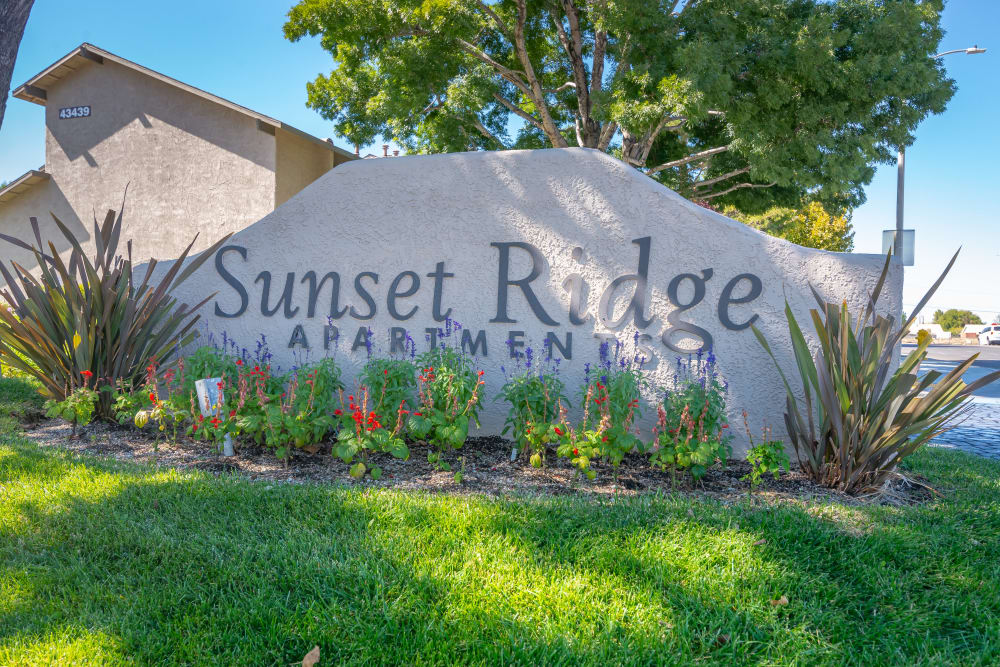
[1,378,999,666]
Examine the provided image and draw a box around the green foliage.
[724,201,855,252]
[559,369,645,478]
[361,358,416,414]
[180,346,240,395]
[497,371,567,455]
[743,441,790,491]
[333,386,409,479]
[43,385,98,434]
[234,358,344,460]
[650,403,731,484]
[649,359,732,482]
[284,0,952,211]
[0,203,229,418]
[933,309,983,335]
[740,411,790,491]
[410,348,485,470]
[752,251,1000,494]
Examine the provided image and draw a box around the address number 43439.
[58,106,91,119]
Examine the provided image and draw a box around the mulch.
[23,417,935,506]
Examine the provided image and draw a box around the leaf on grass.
[687,508,695,518]
[302,444,321,455]
[770,595,789,607]
[753,539,767,546]
[302,645,320,666]
[715,633,730,646]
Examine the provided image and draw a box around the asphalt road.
[902,344,1000,400]
[898,345,1000,458]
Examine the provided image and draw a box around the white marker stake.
[195,377,234,457]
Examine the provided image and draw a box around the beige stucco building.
[0,43,356,273]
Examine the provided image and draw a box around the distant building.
[911,323,951,340]
[962,323,986,339]
[0,43,356,275]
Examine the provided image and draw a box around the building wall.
[274,128,335,207]
[0,57,278,269]
[0,179,82,278]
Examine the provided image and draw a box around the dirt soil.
[24,418,933,506]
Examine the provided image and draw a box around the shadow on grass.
[2,435,999,666]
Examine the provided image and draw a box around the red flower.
[192,424,199,432]
[217,381,224,390]
[236,359,243,366]
[601,436,608,443]
[413,412,422,417]
[383,369,389,376]
[80,370,93,378]
[572,448,579,456]
[721,424,729,429]
[148,392,156,403]
[229,410,237,418]
[334,409,343,416]
[477,370,484,377]
[554,427,563,436]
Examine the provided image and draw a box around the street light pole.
[894,46,986,262]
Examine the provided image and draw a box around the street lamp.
[893,46,987,264]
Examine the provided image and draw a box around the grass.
[1,378,998,665]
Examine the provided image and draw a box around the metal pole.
[891,46,985,266]
[895,147,905,261]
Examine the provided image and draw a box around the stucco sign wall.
[169,148,902,453]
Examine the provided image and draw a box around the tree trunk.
[0,0,34,131]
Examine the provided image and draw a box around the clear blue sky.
[1,0,996,324]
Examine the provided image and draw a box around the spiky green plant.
[752,250,1000,495]
[0,202,229,418]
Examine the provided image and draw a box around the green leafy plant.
[740,410,789,492]
[0,202,229,418]
[43,377,98,438]
[362,358,416,415]
[752,251,1000,495]
[234,359,343,462]
[497,371,567,464]
[409,348,484,473]
[334,387,409,479]
[133,392,186,452]
[559,371,645,481]
[649,402,730,487]
[179,346,240,396]
[523,419,568,469]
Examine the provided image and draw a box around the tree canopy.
[724,201,854,252]
[933,309,983,335]
[285,0,953,212]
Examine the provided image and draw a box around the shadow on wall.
[0,181,90,287]
[48,59,273,171]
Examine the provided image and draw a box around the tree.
[933,309,982,335]
[0,0,34,131]
[724,201,854,252]
[284,0,953,212]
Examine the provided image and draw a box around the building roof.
[0,168,49,205]
[12,43,356,162]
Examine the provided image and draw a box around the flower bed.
[36,341,785,493]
